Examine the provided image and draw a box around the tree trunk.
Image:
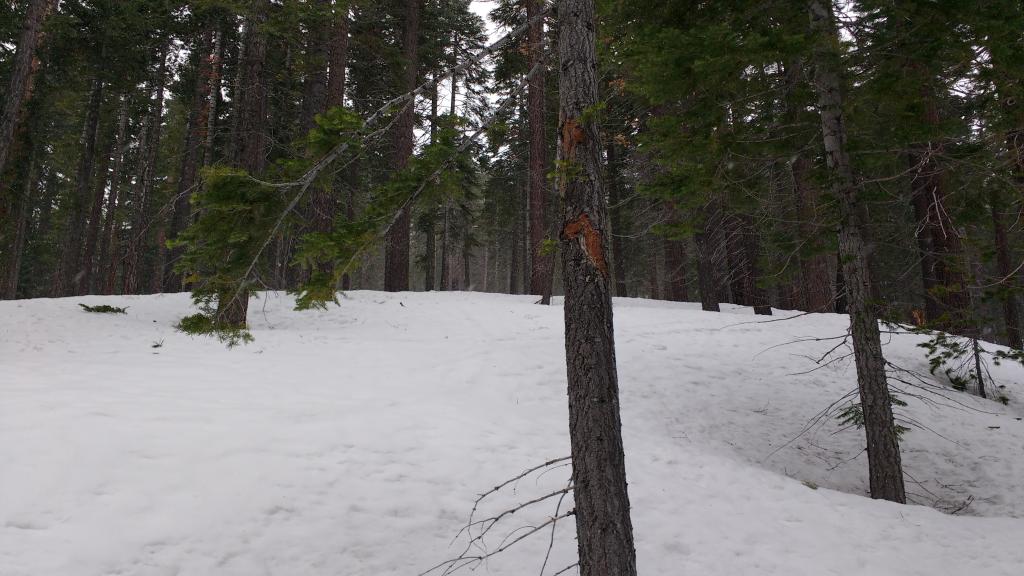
[908,81,969,332]
[166,28,218,293]
[0,0,55,179]
[741,214,772,315]
[663,237,688,302]
[80,113,117,295]
[54,76,104,297]
[809,0,905,503]
[990,189,1022,349]
[96,96,128,294]
[383,0,421,292]
[124,47,169,295]
[2,152,36,299]
[606,140,628,297]
[557,2,638,575]
[527,0,550,296]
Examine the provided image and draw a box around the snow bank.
[2,291,1022,575]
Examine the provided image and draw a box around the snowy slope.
[2,291,1023,576]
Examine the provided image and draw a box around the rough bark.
[54,76,104,297]
[527,0,550,296]
[383,0,421,292]
[990,189,1022,349]
[809,0,906,503]
[556,2,638,575]
[0,0,55,179]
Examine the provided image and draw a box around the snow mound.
[2,291,1023,575]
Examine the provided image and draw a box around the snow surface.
[2,291,1023,576]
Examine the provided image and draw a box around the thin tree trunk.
[606,140,628,297]
[166,29,217,293]
[663,237,688,302]
[80,113,117,295]
[557,2,638,575]
[527,0,550,296]
[96,96,129,294]
[383,0,421,292]
[908,90,969,332]
[741,213,772,315]
[3,152,36,299]
[124,47,169,295]
[54,76,104,297]
[809,0,905,503]
[0,0,55,179]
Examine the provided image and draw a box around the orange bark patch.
[561,118,586,159]
[562,213,608,276]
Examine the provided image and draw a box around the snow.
[2,291,1023,576]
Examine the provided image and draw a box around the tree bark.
[0,0,55,179]
[54,76,104,297]
[990,189,1022,349]
[527,0,550,296]
[383,0,421,292]
[809,0,905,503]
[556,2,638,575]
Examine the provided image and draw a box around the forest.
[2,1,1024,575]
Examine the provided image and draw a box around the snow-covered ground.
[2,291,1023,576]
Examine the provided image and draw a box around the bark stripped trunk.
[54,76,104,297]
[383,0,421,292]
[526,0,551,297]
[0,0,55,179]
[809,0,905,503]
[557,1,638,574]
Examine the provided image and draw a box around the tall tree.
[53,76,105,297]
[809,0,906,503]
[0,0,55,179]
[557,1,638,574]
[383,0,422,292]
[526,0,550,297]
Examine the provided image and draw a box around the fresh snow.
[2,291,1023,576]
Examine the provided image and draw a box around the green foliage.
[169,165,286,339]
[78,303,127,314]
[837,395,911,439]
[915,329,1023,399]
[293,114,480,309]
[176,312,253,348]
